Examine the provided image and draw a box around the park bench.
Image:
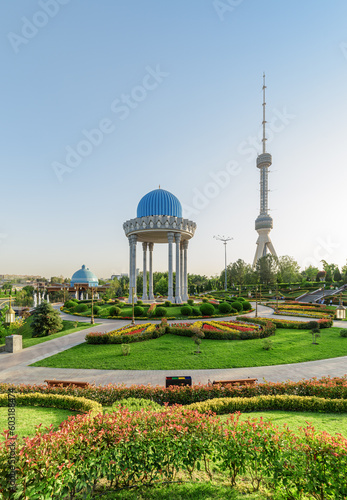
[212,378,258,387]
[44,379,90,388]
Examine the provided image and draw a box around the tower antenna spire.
[262,72,267,154]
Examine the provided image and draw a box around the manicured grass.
[30,327,347,370]
[0,406,77,441]
[0,317,97,349]
[220,411,347,438]
[96,482,269,499]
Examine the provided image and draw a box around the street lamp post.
[131,287,135,326]
[91,287,95,325]
[213,235,233,292]
[255,286,258,318]
[1,296,16,325]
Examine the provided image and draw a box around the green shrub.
[231,301,243,312]
[192,307,201,316]
[164,300,171,307]
[65,300,77,309]
[242,300,251,311]
[137,300,143,306]
[187,394,347,415]
[199,303,215,316]
[134,306,145,316]
[181,305,192,316]
[155,307,167,317]
[76,304,88,313]
[0,392,102,417]
[93,305,100,315]
[187,299,194,306]
[111,397,162,412]
[109,306,121,316]
[202,298,208,303]
[218,302,232,314]
[340,329,347,338]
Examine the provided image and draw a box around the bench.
[212,378,258,387]
[44,379,90,388]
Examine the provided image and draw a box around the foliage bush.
[137,300,143,306]
[218,302,232,314]
[242,300,251,311]
[164,300,171,307]
[187,394,347,414]
[199,303,215,316]
[192,307,201,316]
[0,392,102,416]
[181,305,192,316]
[109,306,121,316]
[1,404,347,499]
[111,397,162,412]
[155,307,167,317]
[92,305,100,315]
[76,303,88,313]
[187,299,194,306]
[31,302,63,337]
[230,301,242,312]
[134,306,145,317]
[65,300,77,309]
[340,329,347,338]
[2,375,347,406]
[239,316,333,329]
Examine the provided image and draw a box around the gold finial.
[159,184,161,189]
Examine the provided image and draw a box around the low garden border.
[2,375,347,406]
[0,392,102,416]
[187,394,347,414]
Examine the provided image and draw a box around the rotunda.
[123,188,197,303]
[70,264,99,287]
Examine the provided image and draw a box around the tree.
[155,277,168,296]
[255,255,278,285]
[31,302,63,337]
[277,256,300,284]
[333,268,342,282]
[316,270,326,281]
[301,265,319,282]
[15,289,33,307]
[226,259,254,287]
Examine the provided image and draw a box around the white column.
[180,242,183,301]
[142,242,148,300]
[167,232,174,301]
[174,232,182,304]
[75,290,78,300]
[148,242,154,300]
[81,292,84,301]
[183,240,189,301]
[128,234,138,303]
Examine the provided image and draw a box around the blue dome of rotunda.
[70,265,99,287]
[137,188,182,218]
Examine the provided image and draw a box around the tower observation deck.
[252,74,277,267]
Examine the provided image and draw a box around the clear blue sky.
[1,0,347,279]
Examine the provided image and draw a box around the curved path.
[0,304,346,387]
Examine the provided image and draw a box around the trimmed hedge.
[187,394,347,414]
[218,302,232,314]
[239,316,333,329]
[200,303,215,315]
[0,392,102,417]
[181,305,192,316]
[154,306,167,317]
[2,376,347,406]
[134,306,145,317]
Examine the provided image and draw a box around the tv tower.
[252,74,277,267]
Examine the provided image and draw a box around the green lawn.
[220,411,347,438]
[30,327,347,370]
[0,317,96,349]
[0,406,77,441]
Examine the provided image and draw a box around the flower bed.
[1,405,347,498]
[239,316,333,329]
[85,319,274,344]
[273,310,332,319]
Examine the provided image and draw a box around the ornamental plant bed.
[1,405,347,498]
[2,375,347,406]
[85,319,274,345]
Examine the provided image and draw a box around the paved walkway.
[0,304,346,387]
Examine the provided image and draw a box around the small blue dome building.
[70,265,99,287]
[123,187,197,305]
[137,189,182,218]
